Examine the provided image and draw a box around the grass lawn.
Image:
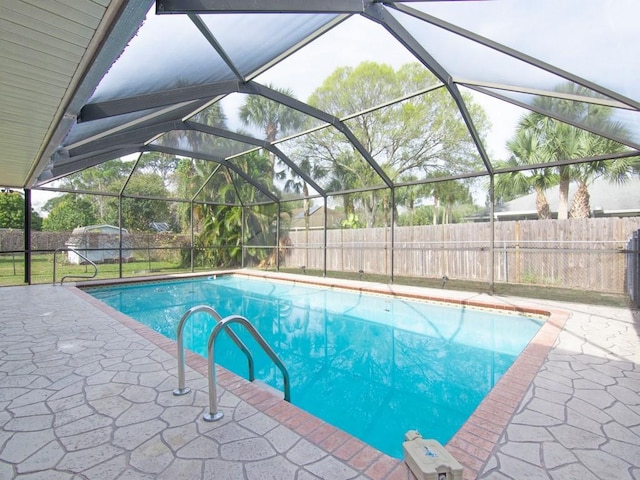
[0,253,193,286]
[276,268,632,308]
[1,256,631,308]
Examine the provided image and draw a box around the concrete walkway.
[0,280,638,479]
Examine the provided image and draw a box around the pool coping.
[72,269,568,480]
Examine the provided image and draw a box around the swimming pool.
[85,275,543,458]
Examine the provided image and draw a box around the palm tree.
[518,83,632,219]
[498,128,558,219]
[283,155,327,230]
[568,131,636,218]
[239,84,305,176]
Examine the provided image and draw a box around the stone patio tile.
[572,388,616,409]
[512,410,564,427]
[9,388,55,408]
[4,413,53,431]
[121,385,158,403]
[206,422,255,444]
[601,439,640,467]
[548,424,606,450]
[55,413,112,437]
[527,398,566,420]
[607,385,640,405]
[203,458,245,479]
[176,435,220,459]
[57,444,124,472]
[112,371,140,385]
[502,452,554,479]
[59,425,113,451]
[305,455,359,480]
[220,437,276,461]
[364,454,398,479]
[15,440,65,474]
[159,405,202,427]
[157,459,204,480]
[245,456,299,480]
[533,376,573,395]
[602,421,640,444]
[240,411,280,436]
[499,442,541,466]
[15,471,75,480]
[606,401,640,427]
[530,387,571,405]
[116,402,164,426]
[541,441,576,469]
[0,430,55,463]
[129,435,174,474]
[549,463,600,480]
[82,454,128,480]
[287,438,327,465]
[113,418,167,450]
[162,423,199,450]
[264,424,301,453]
[297,471,323,480]
[565,409,605,436]
[506,425,554,443]
[574,449,634,480]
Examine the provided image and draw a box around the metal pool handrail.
[173,306,255,396]
[204,314,291,422]
[53,247,98,285]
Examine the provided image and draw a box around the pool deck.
[0,271,638,480]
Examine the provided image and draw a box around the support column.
[118,195,123,278]
[276,203,281,271]
[190,201,195,272]
[489,174,495,294]
[241,207,245,268]
[323,197,328,277]
[390,187,395,284]
[24,189,32,285]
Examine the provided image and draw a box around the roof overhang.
[0,0,152,189]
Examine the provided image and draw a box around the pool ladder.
[174,305,291,422]
[53,247,98,285]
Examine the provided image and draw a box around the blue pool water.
[85,275,543,458]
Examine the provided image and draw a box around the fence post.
[629,229,640,308]
[636,230,640,308]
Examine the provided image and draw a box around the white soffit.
[0,0,128,188]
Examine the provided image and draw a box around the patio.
[1,275,638,479]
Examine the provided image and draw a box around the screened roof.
[7,0,640,206]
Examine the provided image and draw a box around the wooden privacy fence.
[283,217,640,294]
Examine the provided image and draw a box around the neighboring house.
[477,177,640,221]
[289,206,343,230]
[65,225,132,264]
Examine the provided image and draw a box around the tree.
[496,128,558,219]
[0,191,25,229]
[112,173,172,232]
[189,150,278,268]
[239,85,305,175]
[299,62,488,227]
[0,191,42,230]
[136,152,180,186]
[42,194,97,231]
[514,83,632,219]
[59,159,133,221]
[432,179,472,225]
[0,191,21,229]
